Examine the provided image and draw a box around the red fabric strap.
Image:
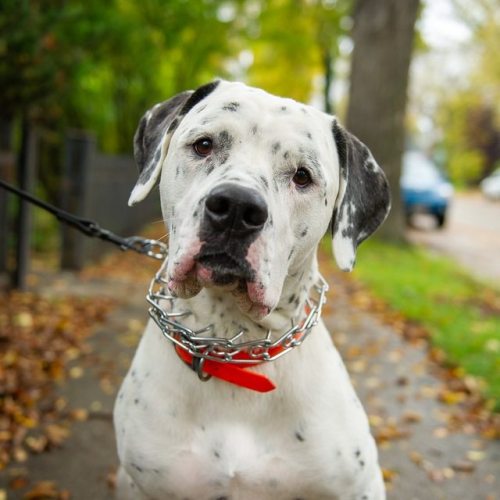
[175,346,277,393]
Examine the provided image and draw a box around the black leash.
[0,178,167,260]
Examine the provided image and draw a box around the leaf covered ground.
[0,290,113,498]
[0,231,498,498]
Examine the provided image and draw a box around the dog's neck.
[171,251,320,341]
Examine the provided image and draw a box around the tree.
[246,0,350,111]
[346,0,420,241]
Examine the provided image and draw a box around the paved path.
[408,193,500,286]
[0,250,498,499]
[323,266,500,500]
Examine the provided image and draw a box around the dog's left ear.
[331,119,391,271]
[128,80,221,205]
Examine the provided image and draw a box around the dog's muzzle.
[196,183,268,283]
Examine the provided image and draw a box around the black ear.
[128,80,221,205]
[331,119,391,271]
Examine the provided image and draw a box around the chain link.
[124,237,168,260]
[146,255,329,365]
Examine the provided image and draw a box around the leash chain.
[147,258,329,366]
[0,178,167,260]
[1,178,329,368]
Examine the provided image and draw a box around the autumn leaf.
[0,290,113,468]
[23,481,70,499]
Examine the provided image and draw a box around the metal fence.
[0,129,162,288]
[60,131,161,269]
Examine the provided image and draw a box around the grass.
[350,238,500,409]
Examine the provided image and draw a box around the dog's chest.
[116,384,354,500]
[114,323,374,499]
[118,409,332,498]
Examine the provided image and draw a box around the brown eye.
[293,167,312,188]
[193,138,213,157]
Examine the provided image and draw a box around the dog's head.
[130,81,390,319]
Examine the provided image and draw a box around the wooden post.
[13,117,37,289]
[60,131,95,270]
[0,117,14,274]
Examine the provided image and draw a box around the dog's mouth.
[195,252,254,286]
[167,246,272,318]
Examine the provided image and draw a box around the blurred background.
[1,0,499,270]
[0,0,499,497]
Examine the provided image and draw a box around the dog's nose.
[204,183,268,234]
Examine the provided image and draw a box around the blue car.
[401,151,453,227]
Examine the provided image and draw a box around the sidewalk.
[0,248,499,499]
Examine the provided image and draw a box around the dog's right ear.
[128,80,221,206]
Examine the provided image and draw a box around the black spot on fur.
[251,125,258,135]
[218,130,234,149]
[260,175,269,188]
[222,102,240,112]
[167,118,178,134]
[271,142,281,154]
[300,228,308,237]
[195,104,207,114]
[180,81,220,115]
[131,463,143,473]
[295,431,305,442]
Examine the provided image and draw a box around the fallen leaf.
[401,411,422,424]
[24,481,61,499]
[451,460,475,473]
[467,450,486,462]
[25,435,49,453]
[382,467,397,483]
[45,424,70,447]
[9,475,29,490]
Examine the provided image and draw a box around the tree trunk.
[346,0,420,241]
[323,48,334,115]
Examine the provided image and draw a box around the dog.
[114,80,390,500]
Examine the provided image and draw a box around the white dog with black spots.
[114,80,391,500]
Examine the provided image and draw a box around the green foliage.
[435,1,500,184]
[1,0,353,154]
[246,0,350,103]
[438,90,500,186]
[353,238,500,409]
[438,91,485,186]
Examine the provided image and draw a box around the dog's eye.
[193,138,213,157]
[292,167,312,188]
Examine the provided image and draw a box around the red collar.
[174,327,306,393]
[174,304,313,392]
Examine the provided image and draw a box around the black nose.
[204,183,268,234]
